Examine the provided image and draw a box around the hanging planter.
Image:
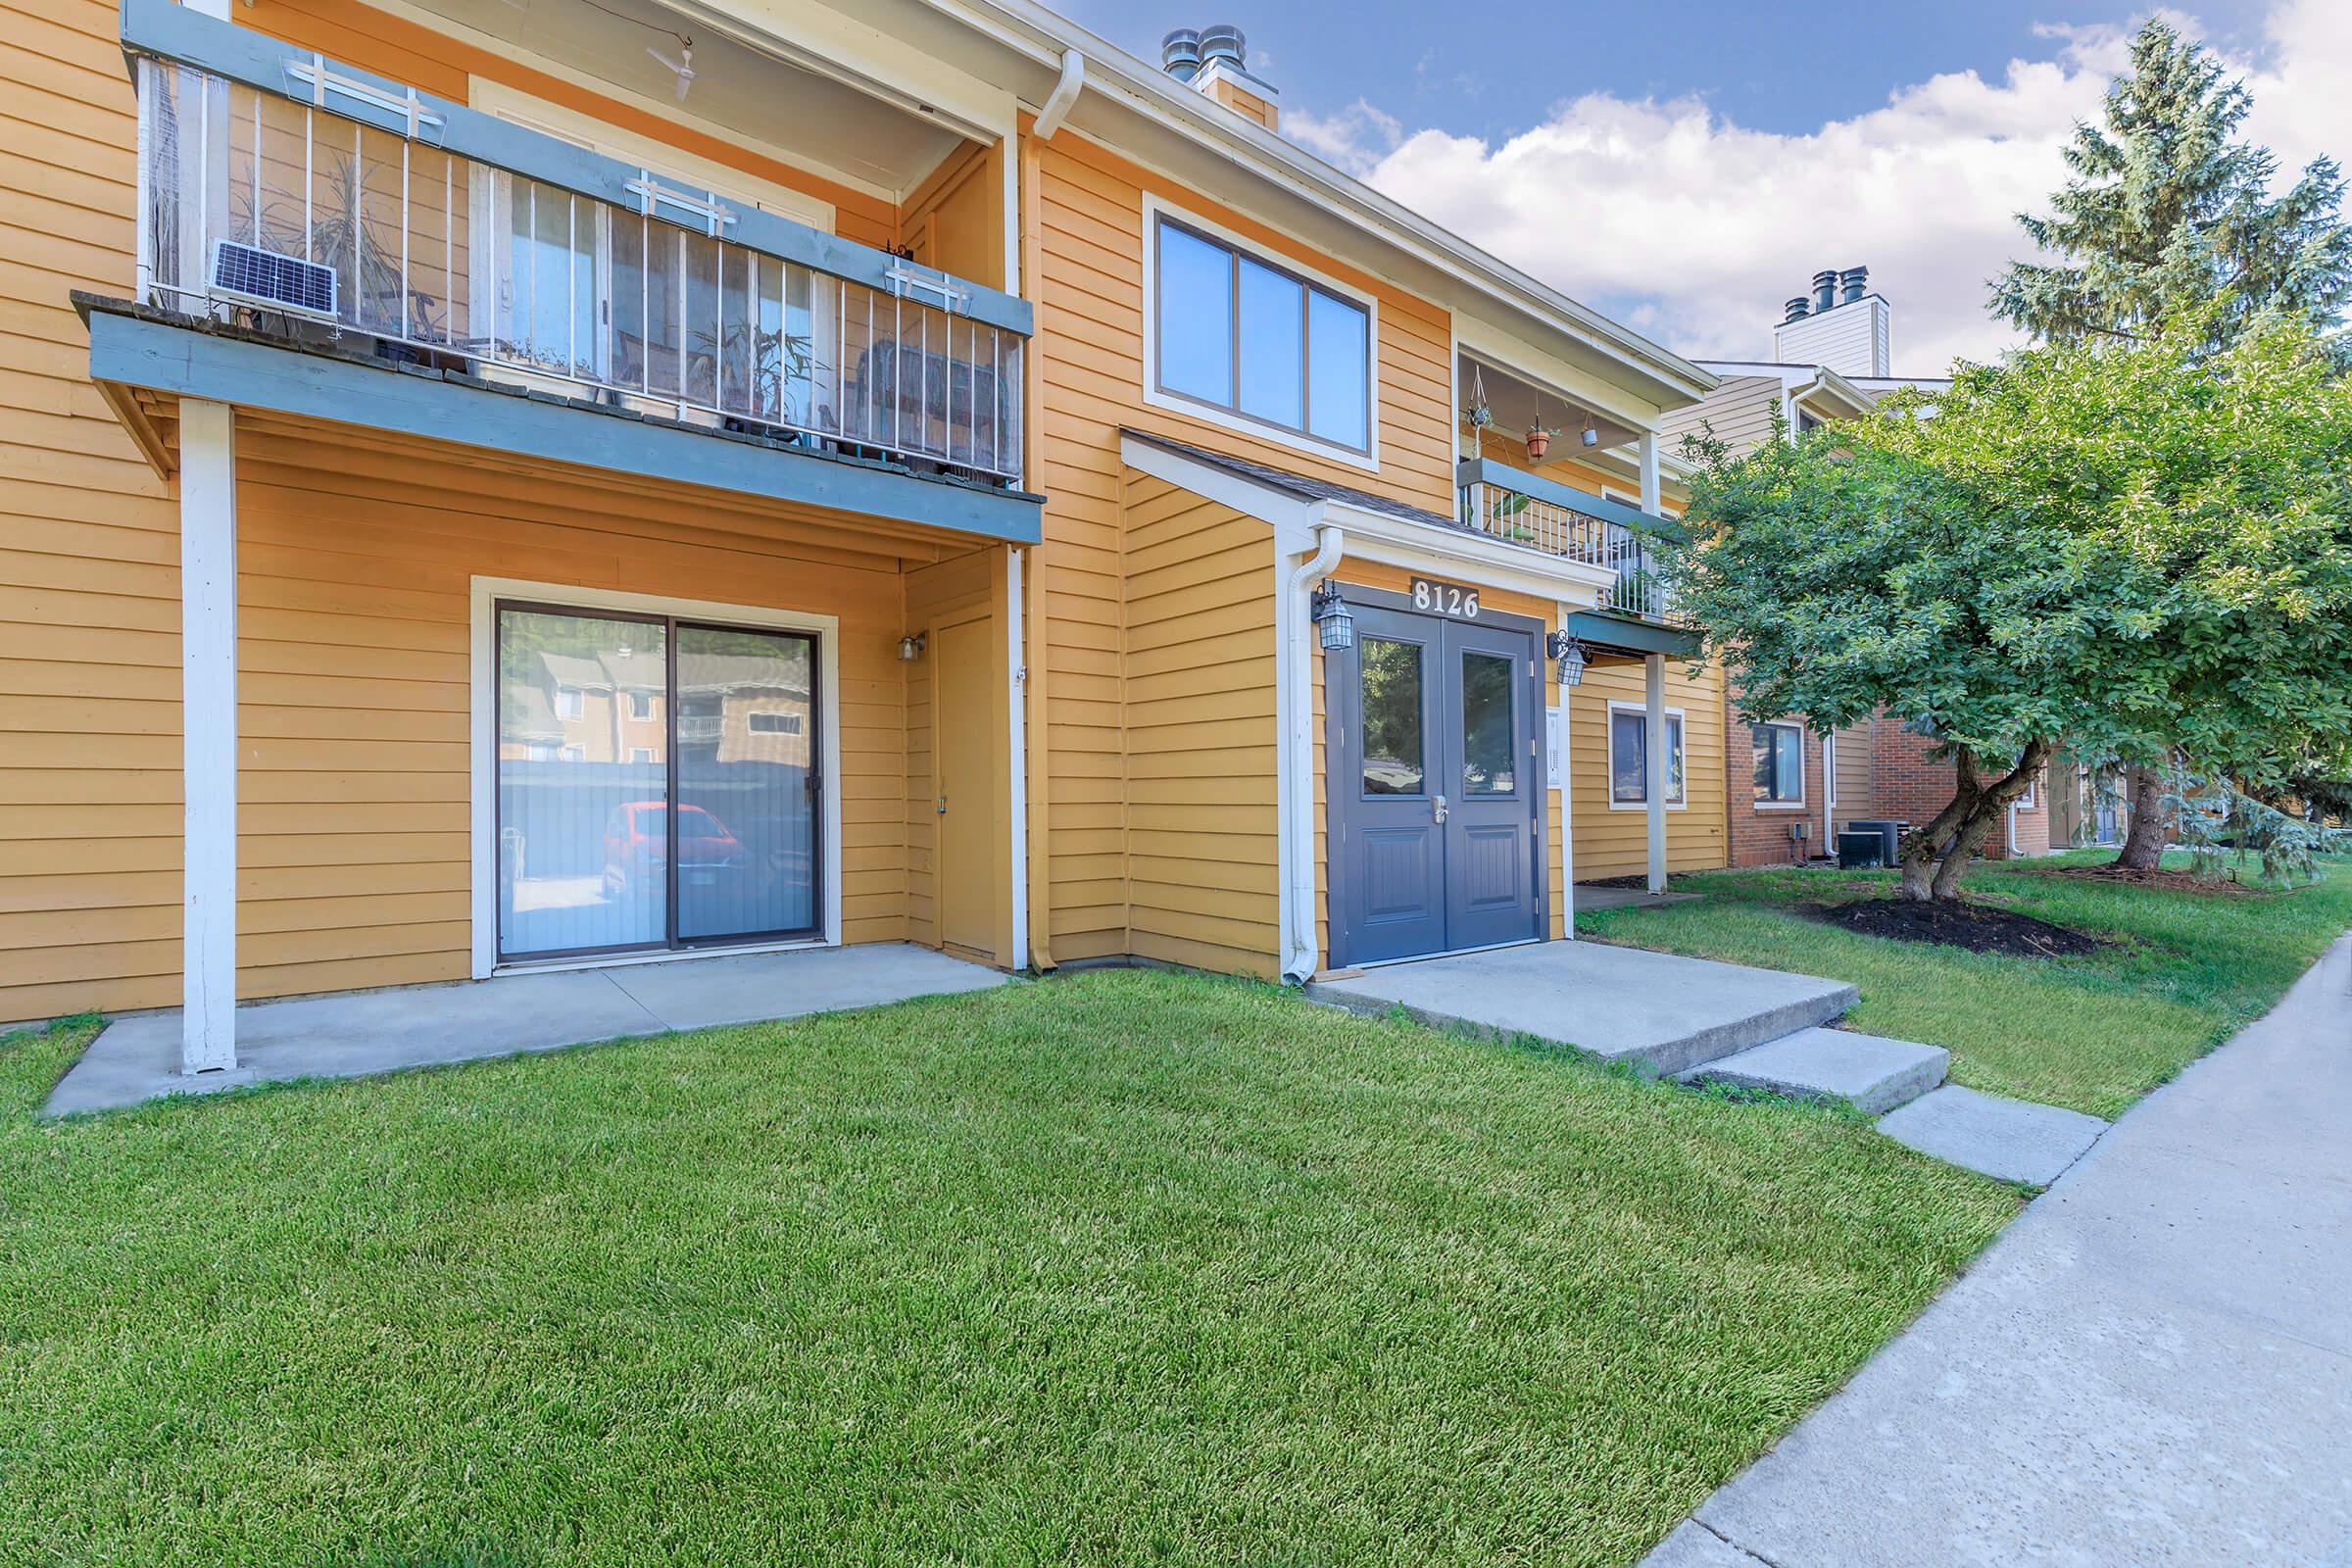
[1525,425,1552,461]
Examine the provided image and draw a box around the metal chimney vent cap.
[1199,23,1246,68]
[1161,27,1202,79]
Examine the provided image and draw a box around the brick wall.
[1726,702,1827,867]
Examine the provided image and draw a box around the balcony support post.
[180,397,239,1074]
[1644,652,1668,895]
[1638,430,1661,515]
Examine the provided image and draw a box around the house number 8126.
[1410,577,1480,619]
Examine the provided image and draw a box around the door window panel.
[497,608,668,958]
[674,625,818,941]
[1459,651,1515,795]
[1358,637,1425,796]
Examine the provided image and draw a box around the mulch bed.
[1805,898,2106,958]
[2021,862,2269,899]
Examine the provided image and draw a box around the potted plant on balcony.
[1525,391,1561,462]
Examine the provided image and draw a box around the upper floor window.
[1152,213,1371,454]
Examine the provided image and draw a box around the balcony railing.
[132,56,1024,483]
[1455,459,1684,623]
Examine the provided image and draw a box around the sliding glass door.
[495,604,819,962]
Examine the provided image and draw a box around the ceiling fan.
[647,37,695,102]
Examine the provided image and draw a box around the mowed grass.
[2,969,2013,1568]
[1579,853,2352,1118]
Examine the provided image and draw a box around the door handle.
[1432,793,1448,824]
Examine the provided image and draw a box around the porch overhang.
[1565,608,1704,661]
[80,297,1044,546]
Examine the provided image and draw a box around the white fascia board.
[906,0,1715,406]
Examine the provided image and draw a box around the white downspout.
[1033,50,1085,140]
[1280,520,1343,983]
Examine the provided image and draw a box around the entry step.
[1681,1026,1948,1115]
[1876,1084,2108,1186]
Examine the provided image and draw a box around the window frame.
[1751,719,1807,808]
[1141,195,1381,470]
[1605,700,1688,810]
[554,685,584,721]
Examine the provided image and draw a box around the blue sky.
[1053,1,2343,368]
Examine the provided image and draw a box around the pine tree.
[1989,20,2352,357]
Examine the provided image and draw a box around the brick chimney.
[1161,24,1279,132]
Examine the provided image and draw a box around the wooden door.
[935,616,996,955]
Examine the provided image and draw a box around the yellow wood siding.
[1025,127,1458,969]
[0,0,183,1022]
[228,412,936,1002]
[1567,657,1730,881]
[1120,474,1278,977]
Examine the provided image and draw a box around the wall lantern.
[898,631,927,662]
[1546,630,1588,687]
[1310,581,1355,651]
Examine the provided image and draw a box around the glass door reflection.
[673,624,818,943]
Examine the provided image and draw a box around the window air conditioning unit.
[208,239,339,322]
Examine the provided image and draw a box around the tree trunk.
[2115,763,2171,870]
[1895,741,2054,902]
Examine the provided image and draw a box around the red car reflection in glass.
[601,802,743,900]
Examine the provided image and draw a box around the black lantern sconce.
[1546,630,1588,687]
[1310,581,1354,651]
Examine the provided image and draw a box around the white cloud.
[1302,2,2349,372]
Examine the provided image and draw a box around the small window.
[629,747,657,763]
[554,686,583,720]
[1152,213,1372,453]
[1751,721,1805,804]
[627,690,655,720]
[559,743,585,762]
[749,711,803,735]
[1608,706,1685,807]
[1358,637,1425,796]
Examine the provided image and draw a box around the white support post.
[1006,546,1029,970]
[1556,603,1575,938]
[1644,652,1667,895]
[1638,430,1662,515]
[180,398,238,1074]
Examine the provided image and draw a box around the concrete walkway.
[1644,933,2352,1568]
[47,944,1006,1115]
[1310,940,1857,1076]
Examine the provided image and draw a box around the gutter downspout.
[1280,518,1343,983]
[1033,48,1084,139]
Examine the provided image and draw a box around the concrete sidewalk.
[47,944,1006,1115]
[1644,933,2352,1568]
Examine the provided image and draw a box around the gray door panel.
[1329,598,1542,966]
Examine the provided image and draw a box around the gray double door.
[1330,597,1544,965]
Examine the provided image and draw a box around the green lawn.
[1579,853,2352,1118]
[2,969,2013,1567]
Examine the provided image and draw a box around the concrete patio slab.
[1307,940,1855,1076]
[1642,1521,1768,1567]
[1682,1026,1948,1115]
[1641,934,2352,1568]
[1877,1083,2108,1186]
[45,943,1005,1115]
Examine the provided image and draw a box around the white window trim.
[626,691,655,721]
[1139,191,1383,473]
[1605,700,1688,811]
[1752,718,1808,808]
[468,575,845,978]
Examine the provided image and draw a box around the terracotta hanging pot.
[1525,427,1551,461]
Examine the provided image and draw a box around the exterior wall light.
[898,632,927,662]
[1310,581,1354,651]
[1547,630,1588,687]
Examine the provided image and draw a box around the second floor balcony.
[123,0,1029,492]
[1456,460,1686,626]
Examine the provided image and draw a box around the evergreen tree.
[1989,20,2352,357]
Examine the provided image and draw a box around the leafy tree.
[1674,318,2352,902]
[1988,18,2352,863]
[1989,19,2352,356]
